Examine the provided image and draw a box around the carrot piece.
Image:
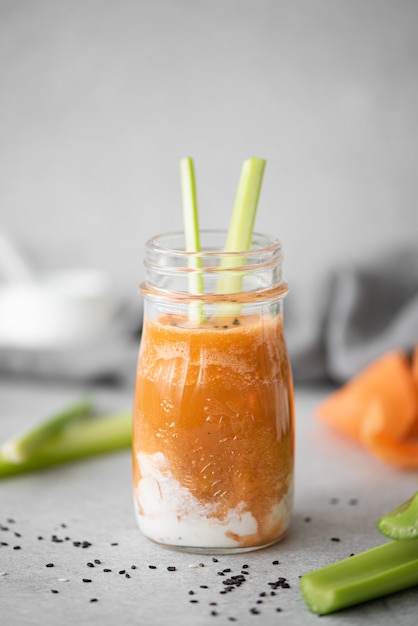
[408,346,418,437]
[362,402,418,469]
[316,351,417,444]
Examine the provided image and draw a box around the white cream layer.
[134,451,293,548]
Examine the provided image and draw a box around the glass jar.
[132,230,294,553]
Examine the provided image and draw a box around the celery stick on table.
[0,407,132,478]
[377,491,418,540]
[300,538,418,615]
[0,400,94,464]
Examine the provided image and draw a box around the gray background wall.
[1,0,417,337]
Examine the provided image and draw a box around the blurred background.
[1,0,417,386]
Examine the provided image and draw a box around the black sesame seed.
[304,516,312,522]
[7,519,15,524]
[276,607,283,612]
[200,585,209,589]
[51,589,59,594]
[73,541,81,547]
[148,565,157,569]
[272,560,279,565]
[331,537,341,542]
[119,570,126,575]
[90,598,98,603]
[111,542,118,546]
[210,610,218,616]
[94,559,101,565]
[199,562,205,567]
[125,573,131,579]
[130,565,137,569]
[13,546,21,550]
[82,579,92,583]
[190,599,199,603]
[46,563,54,568]
[212,557,218,562]
[209,602,218,606]
[14,532,21,538]
[167,566,176,571]
[1,542,8,546]
[282,582,290,588]
[217,571,225,576]
[223,568,231,573]
[103,569,112,572]
[242,564,249,568]
[87,563,95,568]
[189,590,195,595]
[250,608,260,614]
[38,536,44,540]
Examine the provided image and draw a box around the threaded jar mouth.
[141,230,288,301]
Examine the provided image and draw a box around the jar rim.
[146,229,282,258]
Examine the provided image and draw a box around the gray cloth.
[288,247,418,384]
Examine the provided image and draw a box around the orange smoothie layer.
[133,312,294,549]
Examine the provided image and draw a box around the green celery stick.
[0,411,132,478]
[217,157,266,295]
[377,492,418,540]
[300,538,418,615]
[0,400,94,463]
[180,157,204,295]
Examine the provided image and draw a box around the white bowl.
[0,269,115,349]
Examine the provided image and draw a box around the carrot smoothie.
[132,311,294,551]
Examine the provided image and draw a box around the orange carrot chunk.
[316,351,417,444]
[408,346,418,438]
[362,402,418,469]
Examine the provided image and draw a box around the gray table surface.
[1,379,417,626]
